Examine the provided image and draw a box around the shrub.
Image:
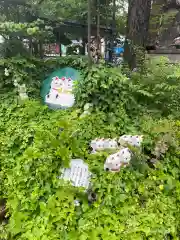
[74,65,137,115]
[0,56,88,98]
[130,57,180,117]
[75,57,180,118]
[0,97,180,240]
[1,56,180,239]
[3,55,180,118]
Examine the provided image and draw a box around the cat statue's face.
[63,77,73,92]
[51,76,64,89]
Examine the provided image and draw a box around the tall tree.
[124,0,151,69]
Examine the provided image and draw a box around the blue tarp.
[113,47,124,55]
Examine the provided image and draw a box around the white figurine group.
[59,135,143,207]
[90,135,143,172]
[45,76,75,108]
[61,135,143,188]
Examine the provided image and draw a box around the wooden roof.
[54,20,114,37]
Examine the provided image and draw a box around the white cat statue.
[45,76,75,108]
[118,135,143,148]
[45,76,62,103]
[104,148,132,172]
[90,138,118,153]
[58,77,75,107]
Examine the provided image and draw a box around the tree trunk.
[29,38,33,56]
[81,37,86,55]
[39,39,43,59]
[124,0,151,69]
[32,41,39,57]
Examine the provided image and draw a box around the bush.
[130,57,180,117]
[3,55,180,118]
[0,56,88,98]
[75,57,180,118]
[74,65,137,115]
[0,97,180,240]
[1,56,180,239]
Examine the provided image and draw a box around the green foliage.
[0,99,82,239]
[74,65,135,114]
[0,55,88,97]
[34,0,88,21]
[0,19,53,37]
[0,0,180,238]
[1,56,180,239]
[75,57,180,118]
[0,97,180,239]
[1,55,180,118]
[0,19,54,58]
[0,39,30,58]
[0,57,43,97]
[43,56,88,72]
[35,0,116,24]
[130,57,180,117]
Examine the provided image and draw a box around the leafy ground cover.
[0,57,180,240]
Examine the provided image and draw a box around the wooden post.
[96,0,100,63]
[39,39,43,59]
[96,0,100,49]
[88,0,92,68]
[59,32,62,57]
